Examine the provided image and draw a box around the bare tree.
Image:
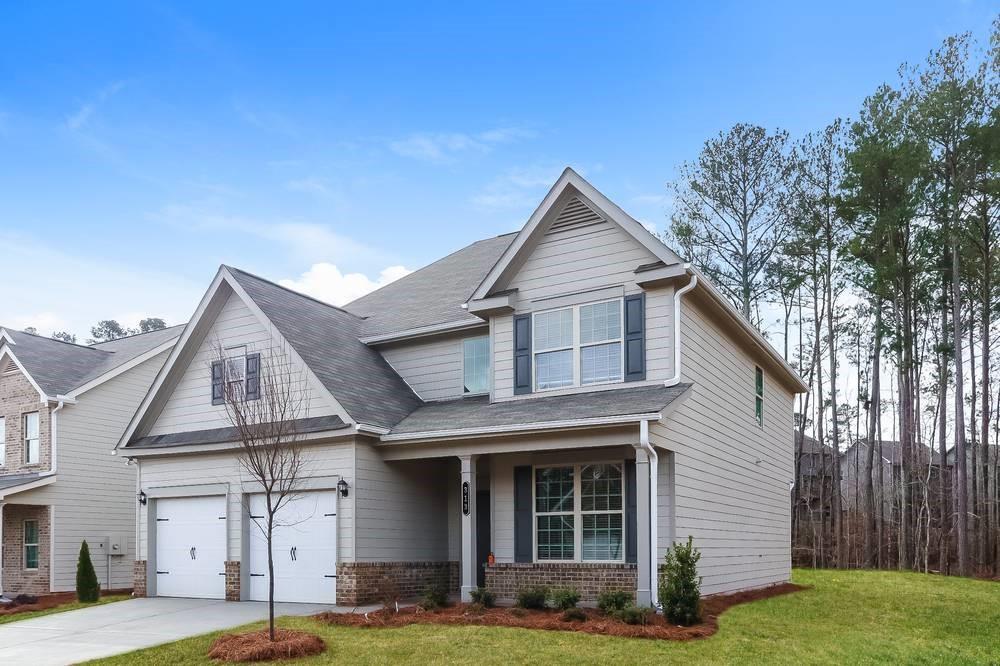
[214,342,309,641]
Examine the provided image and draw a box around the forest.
[667,19,1000,576]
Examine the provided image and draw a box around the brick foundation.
[133,560,147,597]
[336,561,459,605]
[1,504,51,596]
[225,561,241,601]
[485,563,637,603]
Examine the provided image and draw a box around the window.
[0,416,5,467]
[755,367,764,427]
[534,463,624,562]
[24,520,38,569]
[462,336,490,395]
[532,299,623,391]
[224,348,247,385]
[23,412,39,464]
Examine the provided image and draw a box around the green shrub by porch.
[76,540,100,603]
[659,536,702,625]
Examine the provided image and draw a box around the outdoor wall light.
[337,478,349,498]
[137,490,148,506]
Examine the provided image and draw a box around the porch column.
[634,448,652,606]
[458,455,477,602]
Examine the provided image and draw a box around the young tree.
[76,540,100,603]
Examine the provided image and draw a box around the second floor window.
[533,299,623,391]
[755,367,764,427]
[23,412,39,464]
[0,416,5,466]
[463,336,490,395]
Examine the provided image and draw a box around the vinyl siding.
[148,291,337,436]
[650,295,795,595]
[136,439,355,565]
[380,330,487,402]
[14,352,168,592]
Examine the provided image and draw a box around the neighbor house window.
[0,416,5,467]
[533,299,623,391]
[755,367,764,427]
[23,412,39,464]
[24,520,39,569]
[534,463,624,562]
[462,336,490,395]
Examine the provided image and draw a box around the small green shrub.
[421,583,448,610]
[561,607,587,622]
[469,587,496,608]
[596,589,630,614]
[616,604,652,625]
[466,602,486,615]
[659,535,702,626]
[76,541,100,603]
[548,587,580,610]
[514,585,548,610]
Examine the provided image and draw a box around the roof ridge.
[1,326,108,354]
[90,323,185,349]
[223,265,365,320]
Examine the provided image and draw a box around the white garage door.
[155,495,227,599]
[248,490,337,604]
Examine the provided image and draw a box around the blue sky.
[0,1,994,340]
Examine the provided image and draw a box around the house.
[793,433,836,522]
[0,326,180,597]
[841,439,948,513]
[116,168,806,607]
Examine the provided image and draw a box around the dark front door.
[476,489,490,587]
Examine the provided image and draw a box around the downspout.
[664,267,697,387]
[638,419,659,608]
[49,396,73,475]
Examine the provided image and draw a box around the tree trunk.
[826,251,843,567]
[864,301,882,567]
[952,235,969,576]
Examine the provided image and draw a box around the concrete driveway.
[0,596,376,665]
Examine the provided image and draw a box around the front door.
[476,489,490,587]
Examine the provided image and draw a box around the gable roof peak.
[221,265,366,321]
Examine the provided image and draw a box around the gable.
[146,289,341,436]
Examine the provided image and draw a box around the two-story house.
[116,169,806,607]
[0,326,180,597]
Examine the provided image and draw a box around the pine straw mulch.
[0,589,131,617]
[209,629,326,663]
[315,582,805,641]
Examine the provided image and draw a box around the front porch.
[0,502,51,597]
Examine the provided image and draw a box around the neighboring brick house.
[117,168,806,606]
[0,327,180,597]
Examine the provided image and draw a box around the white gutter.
[665,267,697,388]
[638,419,660,608]
[47,395,75,475]
[380,413,662,443]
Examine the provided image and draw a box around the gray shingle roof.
[389,383,692,436]
[1,326,182,397]
[0,472,45,494]
[226,267,423,429]
[343,233,516,337]
[127,414,348,449]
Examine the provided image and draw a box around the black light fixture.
[137,490,148,506]
[337,478,349,498]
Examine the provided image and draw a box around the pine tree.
[76,540,101,603]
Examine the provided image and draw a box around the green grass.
[0,593,129,625]
[88,570,1000,665]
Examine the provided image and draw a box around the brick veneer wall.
[485,563,637,603]
[225,561,241,601]
[0,368,52,473]
[133,560,147,597]
[336,561,459,605]
[1,504,51,596]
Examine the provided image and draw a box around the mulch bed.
[316,582,805,641]
[0,589,130,618]
[209,629,326,662]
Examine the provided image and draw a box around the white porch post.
[459,455,477,602]
[634,448,652,606]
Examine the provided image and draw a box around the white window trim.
[224,346,247,385]
[532,461,626,564]
[24,519,39,570]
[23,411,39,465]
[0,416,5,467]
[532,298,624,392]
[461,335,491,397]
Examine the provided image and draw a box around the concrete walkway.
[0,596,378,665]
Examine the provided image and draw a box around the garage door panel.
[155,496,227,599]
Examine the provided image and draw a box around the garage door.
[155,495,227,599]
[248,490,337,604]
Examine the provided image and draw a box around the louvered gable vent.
[1,358,18,374]
[546,196,605,235]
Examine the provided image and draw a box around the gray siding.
[380,330,487,402]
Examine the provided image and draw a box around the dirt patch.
[316,583,805,641]
[209,629,326,662]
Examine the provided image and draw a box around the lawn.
[88,570,999,665]
[0,593,130,626]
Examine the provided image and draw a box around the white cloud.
[471,164,566,210]
[65,81,126,131]
[8,312,66,335]
[285,177,332,196]
[389,127,536,164]
[279,263,411,306]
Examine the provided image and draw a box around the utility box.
[109,533,128,556]
[89,537,111,557]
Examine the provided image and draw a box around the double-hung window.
[23,412,39,465]
[462,336,490,395]
[24,519,39,569]
[534,463,624,562]
[225,347,247,387]
[755,367,764,427]
[0,416,5,467]
[532,299,623,391]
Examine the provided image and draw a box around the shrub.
[374,575,400,611]
[466,602,486,615]
[548,587,580,610]
[616,605,652,626]
[469,587,496,608]
[561,607,587,622]
[420,583,448,610]
[514,585,548,610]
[659,535,702,626]
[596,589,630,614]
[509,607,527,618]
[76,540,100,603]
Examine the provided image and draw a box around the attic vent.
[546,197,605,235]
[1,358,17,374]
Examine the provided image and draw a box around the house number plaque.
[462,481,470,516]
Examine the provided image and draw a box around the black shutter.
[245,353,260,401]
[514,465,533,562]
[624,293,646,382]
[513,314,532,395]
[211,361,224,405]
[625,462,638,563]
